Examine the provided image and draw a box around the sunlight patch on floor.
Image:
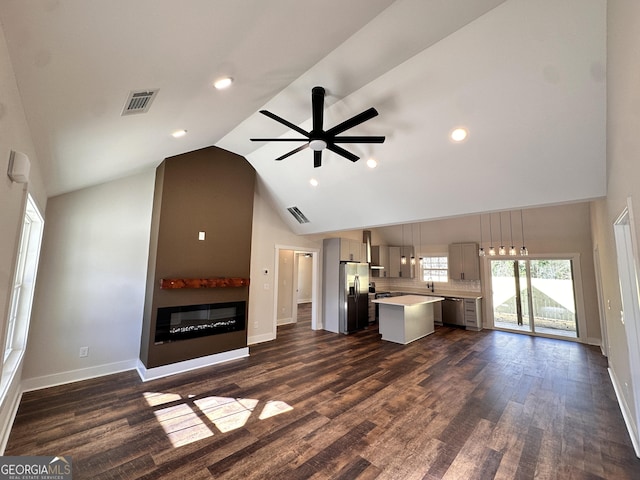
[259,400,294,420]
[194,396,259,433]
[143,391,182,406]
[144,392,293,448]
[153,403,214,448]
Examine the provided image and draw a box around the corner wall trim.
[248,333,275,345]
[609,367,640,457]
[586,337,602,348]
[136,348,249,382]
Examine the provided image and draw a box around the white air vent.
[287,206,310,224]
[121,89,158,115]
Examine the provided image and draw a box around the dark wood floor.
[6,304,640,479]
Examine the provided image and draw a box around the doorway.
[490,257,582,339]
[294,253,313,327]
[273,245,319,334]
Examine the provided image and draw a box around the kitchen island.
[372,295,444,344]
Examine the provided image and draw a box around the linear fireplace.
[155,301,246,344]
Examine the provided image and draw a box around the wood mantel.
[160,278,250,289]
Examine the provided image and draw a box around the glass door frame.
[484,253,588,343]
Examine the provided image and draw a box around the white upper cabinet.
[340,238,365,262]
[448,243,480,281]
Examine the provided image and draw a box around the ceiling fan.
[250,86,385,168]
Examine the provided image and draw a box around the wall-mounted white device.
[7,150,30,183]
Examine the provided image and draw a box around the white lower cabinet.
[433,300,443,326]
[464,298,482,331]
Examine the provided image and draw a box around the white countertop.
[372,295,445,307]
[384,290,482,300]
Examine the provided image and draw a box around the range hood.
[365,231,385,270]
[363,230,372,264]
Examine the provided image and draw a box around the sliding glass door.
[491,258,578,338]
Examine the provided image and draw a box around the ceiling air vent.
[121,89,158,115]
[287,206,310,224]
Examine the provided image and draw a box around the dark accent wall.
[140,146,256,368]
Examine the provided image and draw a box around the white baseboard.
[0,387,22,455]
[21,359,139,392]
[136,348,249,382]
[297,299,312,304]
[586,336,601,347]
[277,317,293,326]
[248,332,275,345]
[608,367,640,457]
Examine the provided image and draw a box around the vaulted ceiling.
[0,0,606,234]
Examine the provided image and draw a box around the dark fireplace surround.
[140,146,256,370]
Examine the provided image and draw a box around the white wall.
[0,22,47,338]
[276,249,294,324]
[297,254,313,303]
[589,0,640,453]
[0,20,47,449]
[21,170,155,389]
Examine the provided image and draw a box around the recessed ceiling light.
[309,178,319,187]
[450,127,468,142]
[213,77,233,90]
[366,158,378,169]
[171,129,187,138]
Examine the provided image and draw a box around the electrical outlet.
[79,346,89,358]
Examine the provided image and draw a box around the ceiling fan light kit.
[251,86,385,168]
[309,139,327,151]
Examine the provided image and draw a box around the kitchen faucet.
[426,278,434,293]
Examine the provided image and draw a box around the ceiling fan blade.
[332,136,385,144]
[275,143,309,161]
[259,110,310,137]
[327,144,359,162]
[325,107,379,137]
[250,138,309,142]
[314,150,322,168]
[312,86,324,133]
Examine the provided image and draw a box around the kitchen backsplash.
[373,276,481,294]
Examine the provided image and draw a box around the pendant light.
[498,212,506,255]
[489,214,496,256]
[478,214,485,257]
[400,224,407,264]
[520,210,529,256]
[419,223,424,266]
[509,211,517,256]
[410,224,416,265]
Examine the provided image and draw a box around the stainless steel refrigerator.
[338,262,370,334]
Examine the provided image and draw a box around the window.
[3,194,44,377]
[5,214,32,361]
[420,255,448,283]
